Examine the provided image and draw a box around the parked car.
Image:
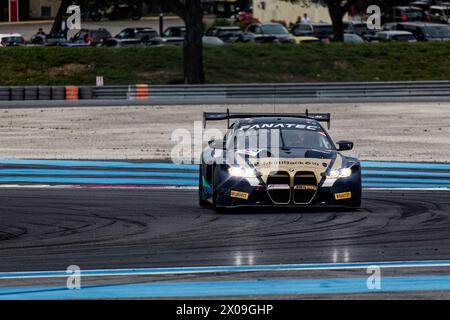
[205,26,244,43]
[293,36,321,44]
[343,21,376,40]
[396,22,450,40]
[373,30,417,42]
[162,36,224,46]
[115,27,161,43]
[429,5,450,24]
[381,22,400,31]
[102,38,145,47]
[70,28,112,46]
[382,6,431,24]
[161,26,185,45]
[202,36,225,46]
[243,23,295,44]
[0,33,25,47]
[291,22,333,41]
[162,26,186,38]
[27,33,67,46]
[329,33,365,43]
[343,33,365,43]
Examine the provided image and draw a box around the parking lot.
[0,16,185,40]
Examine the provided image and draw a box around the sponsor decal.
[230,190,249,200]
[335,192,352,200]
[254,160,322,167]
[239,123,319,131]
[267,184,290,190]
[294,185,317,191]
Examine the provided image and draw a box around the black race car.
[199,110,362,210]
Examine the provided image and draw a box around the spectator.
[61,16,68,39]
[303,13,311,23]
[37,28,46,36]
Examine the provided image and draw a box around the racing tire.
[24,86,38,100]
[10,87,24,101]
[51,86,65,100]
[0,87,10,100]
[38,86,52,100]
[211,165,228,213]
[79,86,93,100]
[198,165,209,208]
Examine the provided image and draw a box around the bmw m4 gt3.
[199,110,362,210]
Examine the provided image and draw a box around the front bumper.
[213,174,361,208]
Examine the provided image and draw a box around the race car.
[199,110,362,210]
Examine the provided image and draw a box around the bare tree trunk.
[182,0,205,84]
[51,0,72,35]
[327,0,353,42]
[330,6,344,42]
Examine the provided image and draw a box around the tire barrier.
[65,86,79,101]
[127,84,149,100]
[24,86,38,101]
[38,86,52,100]
[79,86,93,100]
[51,86,65,100]
[10,86,24,101]
[0,87,10,101]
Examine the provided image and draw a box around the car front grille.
[266,172,291,204]
[266,171,318,205]
[293,172,318,204]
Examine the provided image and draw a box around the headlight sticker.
[335,192,352,200]
[230,190,249,200]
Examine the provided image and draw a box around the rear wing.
[203,109,331,129]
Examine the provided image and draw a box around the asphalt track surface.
[0,188,450,298]
[1,188,450,272]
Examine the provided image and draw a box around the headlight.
[327,168,352,179]
[228,166,257,178]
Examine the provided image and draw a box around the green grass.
[2,42,450,85]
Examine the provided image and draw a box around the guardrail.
[2,81,450,105]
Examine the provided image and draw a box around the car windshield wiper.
[278,129,290,150]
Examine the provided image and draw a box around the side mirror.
[208,139,225,150]
[336,140,353,151]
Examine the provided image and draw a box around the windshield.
[315,26,333,34]
[262,25,289,35]
[1,36,24,45]
[406,10,425,20]
[424,25,450,37]
[232,128,334,150]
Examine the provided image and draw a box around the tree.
[159,0,205,84]
[51,0,205,84]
